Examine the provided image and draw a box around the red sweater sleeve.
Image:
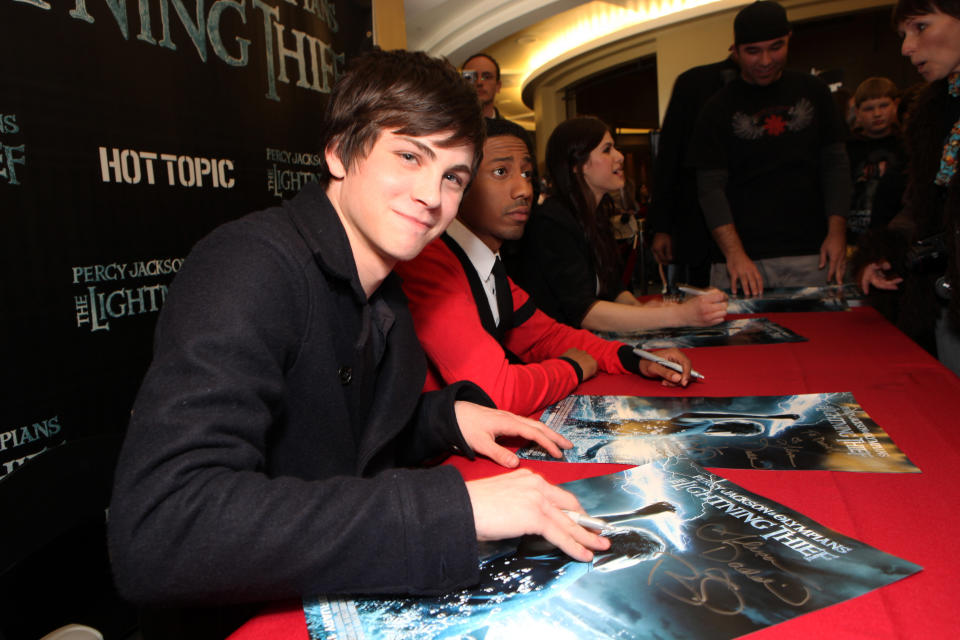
[397,240,631,416]
[504,281,631,378]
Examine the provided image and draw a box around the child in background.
[846,77,908,245]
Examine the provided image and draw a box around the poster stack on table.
[596,317,806,350]
[303,456,920,639]
[596,285,868,349]
[723,285,863,314]
[302,385,921,639]
[517,392,918,473]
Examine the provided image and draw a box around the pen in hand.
[678,285,708,297]
[633,347,705,381]
[562,509,616,533]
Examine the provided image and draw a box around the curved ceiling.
[404,0,739,125]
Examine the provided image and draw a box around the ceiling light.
[523,0,725,86]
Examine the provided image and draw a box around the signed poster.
[303,460,921,639]
[518,393,918,473]
[596,317,806,349]
[725,285,864,313]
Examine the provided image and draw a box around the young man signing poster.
[107,49,609,640]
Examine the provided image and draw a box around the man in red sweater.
[396,119,693,416]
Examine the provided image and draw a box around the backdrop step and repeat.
[1,0,373,480]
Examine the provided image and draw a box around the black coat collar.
[283,182,388,305]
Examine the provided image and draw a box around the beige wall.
[654,10,737,122]
[372,0,406,50]
[530,36,659,169]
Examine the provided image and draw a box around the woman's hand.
[678,289,727,327]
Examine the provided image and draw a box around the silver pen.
[562,509,616,533]
[633,347,705,381]
[678,285,708,297]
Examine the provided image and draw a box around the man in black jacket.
[107,49,608,639]
[648,56,739,288]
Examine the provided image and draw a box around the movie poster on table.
[597,317,806,349]
[518,392,918,473]
[303,458,921,639]
[724,285,863,313]
[0,1,371,478]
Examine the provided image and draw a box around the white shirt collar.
[445,218,502,324]
[446,218,498,280]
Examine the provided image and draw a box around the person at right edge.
[690,0,852,296]
[855,0,960,376]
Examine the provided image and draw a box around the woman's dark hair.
[893,0,960,24]
[319,48,485,185]
[545,116,622,296]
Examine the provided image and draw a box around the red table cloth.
[228,308,960,639]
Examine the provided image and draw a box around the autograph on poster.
[518,392,918,473]
[303,459,920,639]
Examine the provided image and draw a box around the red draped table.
[229,307,960,639]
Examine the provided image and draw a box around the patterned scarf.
[935,71,960,187]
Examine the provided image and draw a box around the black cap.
[734,1,791,45]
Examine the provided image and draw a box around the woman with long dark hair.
[857,0,960,374]
[511,116,727,331]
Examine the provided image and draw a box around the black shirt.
[508,197,626,328]
[691,71,846,260]
[648,57,739,264]
[846,132,907,243]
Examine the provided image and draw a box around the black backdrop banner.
[1,0,373,479]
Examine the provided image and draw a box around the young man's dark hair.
[483,117,530,152]
[318,48,486,186]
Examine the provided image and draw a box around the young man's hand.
[711,224,761,296]
[726,251,763,296]
[466,469,611,562]
[638,347,692,387]
[820,215,847,285]
[454,401,572,468]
